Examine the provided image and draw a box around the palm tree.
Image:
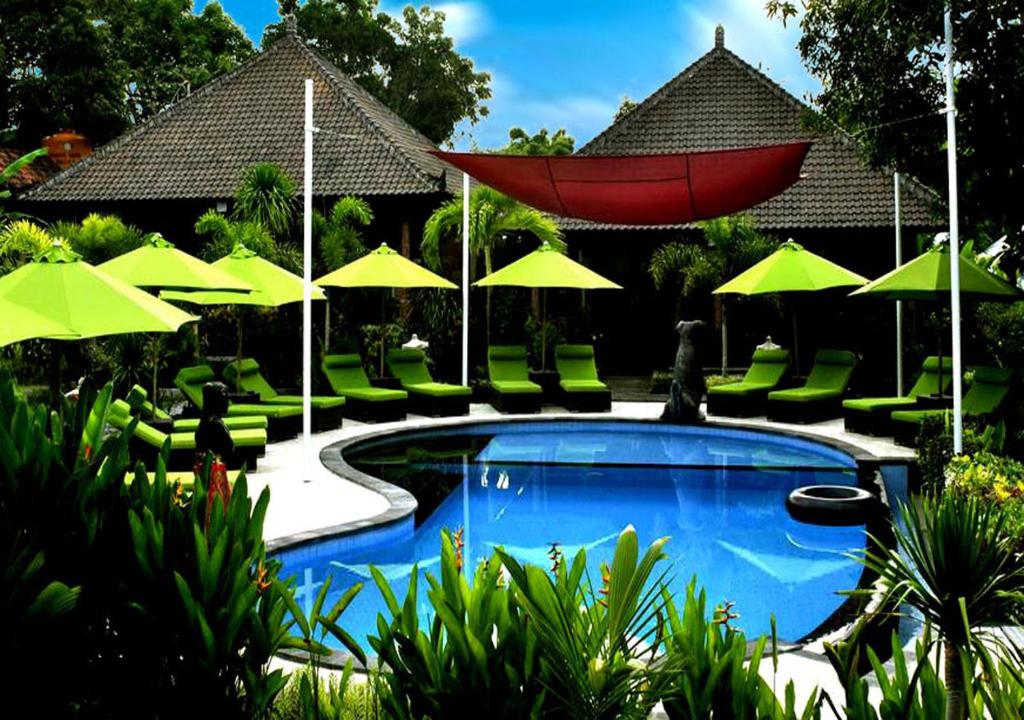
[232,162,297,238]
[318,196,373,271]
[649,215,777,372]
[422,186,564,343]
[860,492,1024,720]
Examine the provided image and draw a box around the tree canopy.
[767,0,1024,267]
[497,127,575,156]
[0,0,254,146]
[264,0,491,145]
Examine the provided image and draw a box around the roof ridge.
[290,35,446,193]
[20,41,286,201]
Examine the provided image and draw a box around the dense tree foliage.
[767,0,1024,268]
[264,0,491,144]
[497,127,575,155]
[0,0,254,146]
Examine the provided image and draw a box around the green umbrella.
[98,233,253,291]
[315,242,457,375]
[0,243,197,338]
[99,233,254,406]
[850,244,1017,392]
[475,241,622,370]
[161,244,325,382]
[0,296,77,347]
[713,240,868,373]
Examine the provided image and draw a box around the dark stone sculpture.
[662,320,707,423]
[195,381,234,460]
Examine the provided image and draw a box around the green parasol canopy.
[161,243,325,307]
[0,296,77,347]
[713,240,868,295]
[849,245,1017,301]
[474,241,622,370]
[474,241,622,290]
[0,243,198,339]
[315,242,457,289]
[99,233,253,291]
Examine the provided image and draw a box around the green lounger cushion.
[223,359,346,409]
[891,366,1013,425]
[127,384,268,430]
[322,354,408,401]
[228,403,302,419]
[843,396,918,412]
[554,344,609,393]
[109,400,267,449]
[768,349,856,403]
[842,356,953,412]
[709,348,790,396]
[488,346,542,394]
[386,349,472,397]
[175,365,305,419]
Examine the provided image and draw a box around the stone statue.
[662,320,707,423]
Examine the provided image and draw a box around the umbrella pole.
[324,294,331,350]
[380,289,386,377]
[235,307,243,392]
[791,305,800,377]
[151,335,160,416]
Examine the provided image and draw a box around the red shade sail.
[431,141,812,226]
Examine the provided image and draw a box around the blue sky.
[202,0,818,150]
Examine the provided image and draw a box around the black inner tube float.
[786,485,879,526]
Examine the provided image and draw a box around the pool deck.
[251,401,915,717]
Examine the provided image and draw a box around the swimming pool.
[273,420,877,658]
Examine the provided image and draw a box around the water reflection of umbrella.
[714,240,867,372]
[314,243,457,375]
[475,241,622,370]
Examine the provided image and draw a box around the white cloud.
[676,0,819,103]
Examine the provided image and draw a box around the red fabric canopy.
[431,142,812,226]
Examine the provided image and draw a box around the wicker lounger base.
[706,392,769,418]
[343,397,407,423]
[559,389,611,412]
[892,421,921,448]
[407,392,470,417]
[766,398,843,424]
[264,413,302,442]
[842,408,896,437]
[489,389,542,414]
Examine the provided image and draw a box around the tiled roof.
[566,33,940,231]
[20,30,459,203]
[0,148,61,190]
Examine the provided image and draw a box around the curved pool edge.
[268,414,910,670]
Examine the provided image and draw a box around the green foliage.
[525,312,564,369]
[0,147,48,211]
[369,530,543,719]
[947,451,1024,549]
[53,212,145,264]
[234,163,298,239]
[662,581,821,719]
[0,0,254,145]
[0,219,52,272]
[765,0,1024,273]
[615,97,638,122]
[318,196,372,272]
[498,526,679,720]
[360,321,406,377]
[273,667,381,720]
[498,127,575,155]
[914,415,988,492]
[264,0,490,144]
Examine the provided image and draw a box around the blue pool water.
[274,421,871,655]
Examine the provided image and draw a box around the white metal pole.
[944,7,964,453]
[894,172,904,396]
[303,78,314,479]
[461,172,470,386]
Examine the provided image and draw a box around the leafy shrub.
[914,414,986,491]
[54,212,145,263]
[947,451,1024,548]
[272,667,381,720]
[0,218,51,271]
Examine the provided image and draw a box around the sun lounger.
[127,384,268,432]
[487,345,543,414]
[321,354,407,423]
[385,348,470,417]
[175,365,302,441]
[223,358,345,431]
[108,399,266,471]
[766,349,858,423]
[706,348,791,417]
[553,344,611,412]
[842,356,952,436]
[890,366,1013,447]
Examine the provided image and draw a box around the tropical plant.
[858,493,1024,720]
[234,162,297,238]
[318,196,372,272]
[649,215,778,369]
[52,212,145,264]
[947,451,1024,549]
[0,219,52,272]
[194,208,304,270]
[369,530,543,719]
[422,186,564,342]
[497,526,679,720]
[0,147,48,227]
